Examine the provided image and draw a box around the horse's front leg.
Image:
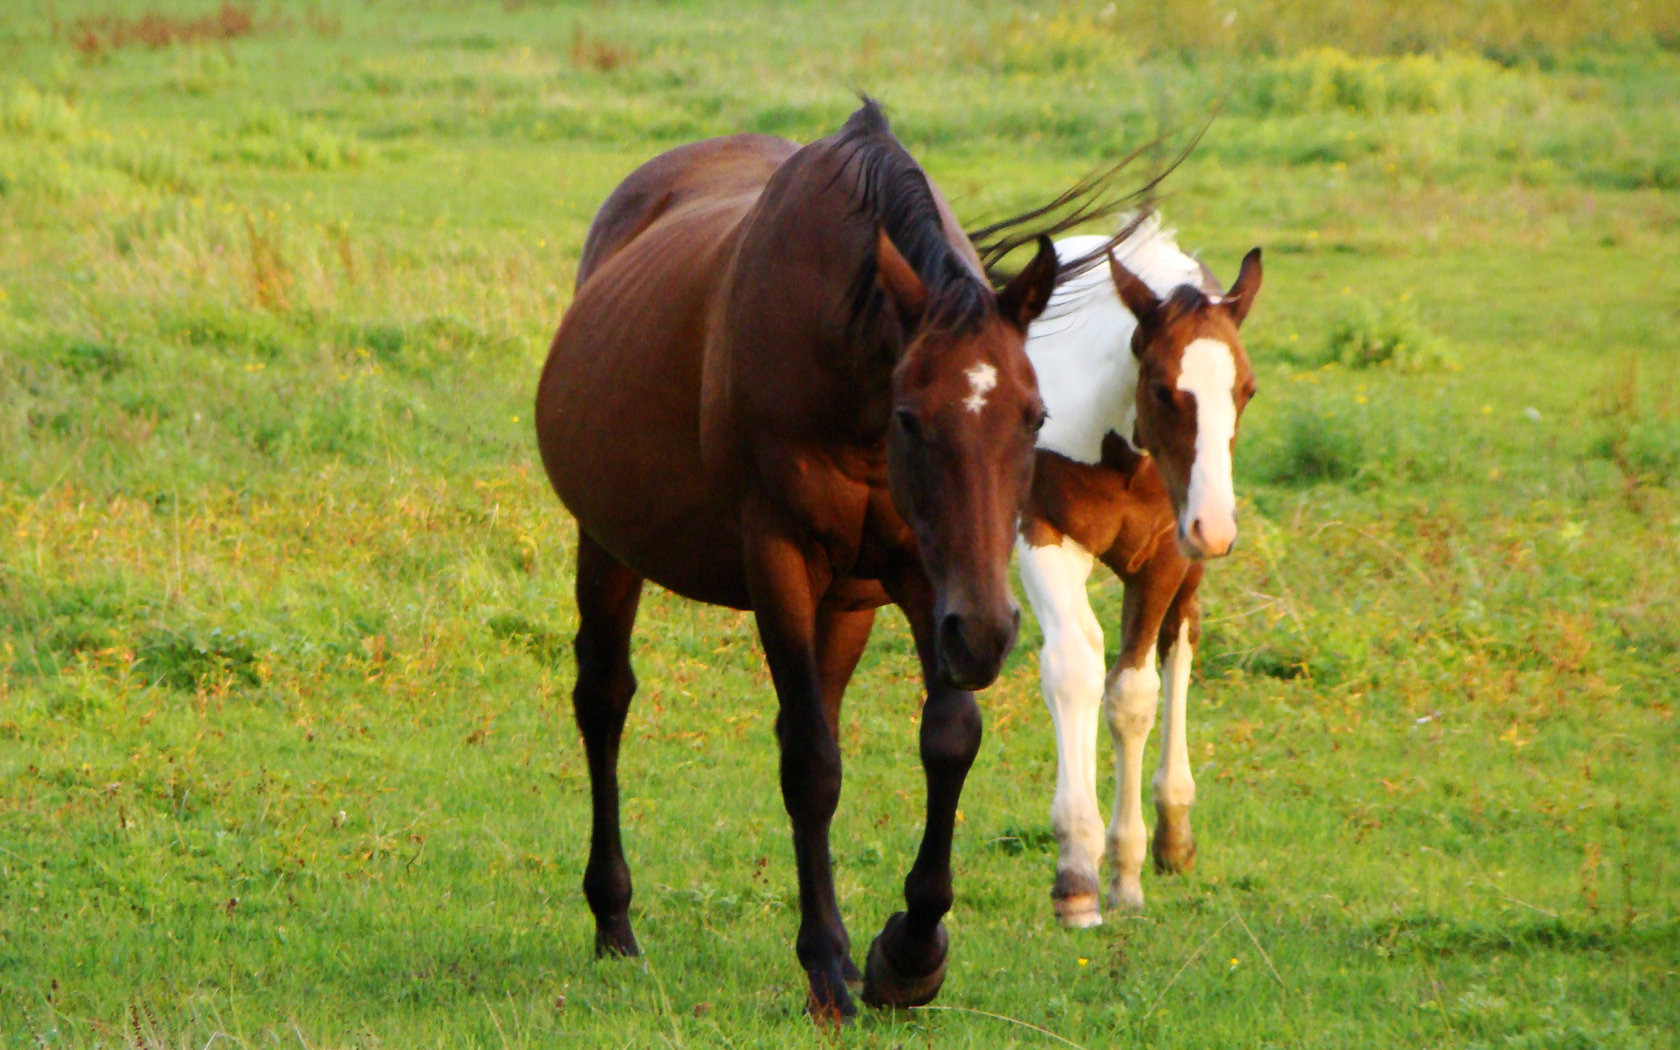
[861,571,981,1009]
[743,521,855,1020]
[1017,536,1106,928]
[1151,571,1203,874]
[1103,556,1185,914]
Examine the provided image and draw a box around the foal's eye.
[1152,383,1175,408]
[894,407,923,439]
[1027,408,1048,433]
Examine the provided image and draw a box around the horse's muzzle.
[1179,515,1238,560]
[935,605,1020,692]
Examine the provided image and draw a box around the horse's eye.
[895,407,923,439]
[1152,383,1175,408]
[1028,407,1048,433]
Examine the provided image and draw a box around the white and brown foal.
[1017,216,1262,926]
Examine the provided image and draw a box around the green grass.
[2,1,1678,1046]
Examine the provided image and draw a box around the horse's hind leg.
[572,532,646,957]
[1151,567,1203,875]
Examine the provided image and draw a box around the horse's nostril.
[940,613,965,651]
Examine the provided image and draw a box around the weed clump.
[1261,400,1368,484]
[64,4,257,56]
[1322,298,1452,371]
[138,627,265,691]
[1277,297,1451,373]
[1592,417,1680,485]
[0,84,82,139]
[1241,49,1539,117]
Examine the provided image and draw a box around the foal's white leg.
[1151,619,1198,872]
[1017,537,1106,928]
[1104,654,1160,914]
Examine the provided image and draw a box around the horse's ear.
[1108,250,1159,323]
[998,235,1058,330]
[1222,247,1263,326]
[876,227,927,322]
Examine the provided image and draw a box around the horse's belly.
[537,218,753,609]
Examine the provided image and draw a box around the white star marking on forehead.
[963,362,998,414]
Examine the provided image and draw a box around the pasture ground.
[2,1,1678,1046]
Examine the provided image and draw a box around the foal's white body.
[1017,218,1239,923]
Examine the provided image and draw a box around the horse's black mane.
[831,99,994,343]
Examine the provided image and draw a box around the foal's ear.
[1222,247,1263,326]
[876,227,927,322]
[997,235,1059,330]
[1108,250,1160,322]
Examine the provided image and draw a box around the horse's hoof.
[593,921,641,958]
[1151,810,1198,875]
[805,982,858,1025]
[1106,879,1146,915]
[1152,833,1197,874]
[861,913,948,1009]
[1053,892,1103,929]
[1052,869,1102,928]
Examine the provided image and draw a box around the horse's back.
[576,134,798,286]
[538,136,800,607]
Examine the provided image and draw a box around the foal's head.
[880,232,1058,690]
[1110,247,1263,559]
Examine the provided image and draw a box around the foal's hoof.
[1151,811,1198,875]
[1106,878,1146,916]
[593,921,641,959]
[1152,833,1197,875]
[861,913,948,1009]
[1053,892,1103,929]
[1052,870,1103,928]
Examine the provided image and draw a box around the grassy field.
[3,1,1678,1046]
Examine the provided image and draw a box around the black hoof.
[593,921,640,958]
[805,973,858,1025]
[861,912,948,1009]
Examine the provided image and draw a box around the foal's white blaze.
[1175,337,1239,556]
[963,362,998,414]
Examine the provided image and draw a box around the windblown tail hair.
[967,116,1215,288]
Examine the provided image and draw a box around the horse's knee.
[920,692,981,778]
[1105,664,1159,742]
[1040,633,1103,712]
[778,721,842,823]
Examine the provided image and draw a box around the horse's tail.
[966,117,1214,289]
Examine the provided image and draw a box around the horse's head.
[1110,247,1263,560]
[879,232,1058,691]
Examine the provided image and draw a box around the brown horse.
[535,100,1059,1017]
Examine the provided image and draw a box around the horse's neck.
[1029,274,1142,465]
